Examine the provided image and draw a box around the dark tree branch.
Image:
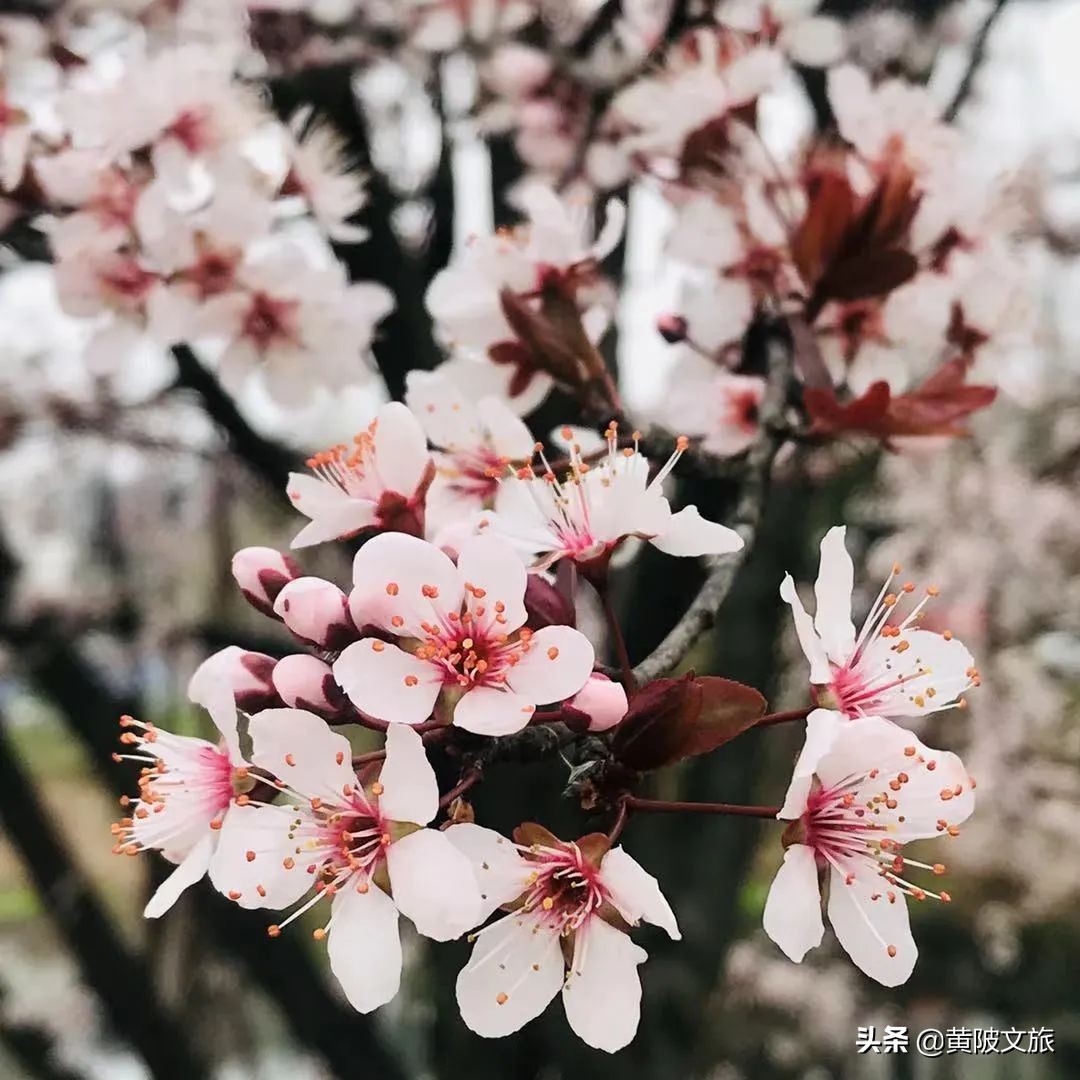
[0,713,211,1080]
[171,345,297,492]
[632,323,794,683]
[944,0,1009,122]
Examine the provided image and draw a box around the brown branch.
[944,0,1009,123]
[438,768,482,810]
[624,796,779,819]
[631,323,794,683]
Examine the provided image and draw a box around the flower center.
[442,447,506,501]
[111,716,235,856]
[520,844,607,934]
[242,291,300,350]
[166,106,214,154]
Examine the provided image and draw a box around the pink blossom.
[286,402,433,549]
[763,712,974,985]
[334,533,594,735]
[781,526,979,720]
[192,646,280,713]
[274,577,358,651]
[481,426,743,572]
[231,546,302,617]
[566,672,628,733]
[448,824,679,1051]
[271,655,348,718]
[112,665,245,918]
[209,718,481,1013]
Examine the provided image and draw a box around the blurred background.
[1,0,1080,1077]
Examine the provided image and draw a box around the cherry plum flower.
[404,368,534,531]
[286,402,433,549]
[781,526,978,721]
[334,533,594,736]
[762,712,975,985]
[448,823,680,1052]
[111,664,246,918]
[210,717,482,1013]
[565,672,628,733]
[482,425,744,572]
[717,0,845,67]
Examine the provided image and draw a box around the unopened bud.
[274,577,357,651]
[656,313,688,344]
[232,547,302,618]
[567,672,628,732]
[190,645,280,712]
[272,655,348,719]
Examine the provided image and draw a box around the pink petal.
[386,828,482,941]
[187,656,243,765]
[778,708,845,819]
[377,724,439,826]
[599,847,680,940]
[333,640,442,726]
[327,881,402,1013]
[207,804,312,910]
[504,625,594,704]
[452,685,539,736]
[144,833,215,918]
[780,573,831,684]
[405,369,484,450]
[349,531,463,637]
[373,401,430,497]
[456,535,528,635]
[762,844,824,962]
[476,396,535,460]
[827,867,916,987]
[291,499,378,550]
[456,912,564,1038]
[444,823,531,922]
[247,708,358,804]
[813,526,856,665]
[651,506,744,557]
[567,673,628,733]
[561,918,646,1053]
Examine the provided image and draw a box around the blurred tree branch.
[944,0,1010,121]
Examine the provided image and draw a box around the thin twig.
[631,324,794,683]
[624,796,779,819]
[756,706,811,728]
[598,584,636,695]
[438,768,482,810]
[944,0,1009,123]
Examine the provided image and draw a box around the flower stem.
[438,768,482,811]
[756,706,811,727]
[597,582,636,695]
[623,796,779,819]
[606,798,629,844]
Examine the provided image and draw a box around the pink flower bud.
[656,313,688,344]
[191,645,280,712]
[232,547,302,617]
[273,577,357,650]
[271,655,348,719]
[524,574,576,630]
[567,672,628,732]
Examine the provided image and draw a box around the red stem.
[597,584,636,695]
[352,750,386,768]
[438,768,482,810]
[624,796,779,819]
[756,706,811,727]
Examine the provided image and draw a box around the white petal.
[248,708,357,804]
[208,803,313,910]
[782,16,845,68]
[327,881,403,1013]
[290,500,378,549]
[599,847,680,940]
[377,724,439,826]
[386,828,482,941]
[333,640,443,726]
[187,659,242,764]
[866,628,976,717]
[780,573,832,684]
[287,472,358,518]
[405,370,483,449]
[452,685,539,736]
[456,535,528,635]
[144,833,215,918]
[456,912,564,1038]
[477,397,535,460]
[827,867,917,987]
[349,531,463,637]
[814,526,856,665]
[762,844,824,962]
[373,401,430,497]
[562,918,647,1053]
[651,506,744,557]
[504,625,594,704]
[444,823,531,922]
[778,708,845,819]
